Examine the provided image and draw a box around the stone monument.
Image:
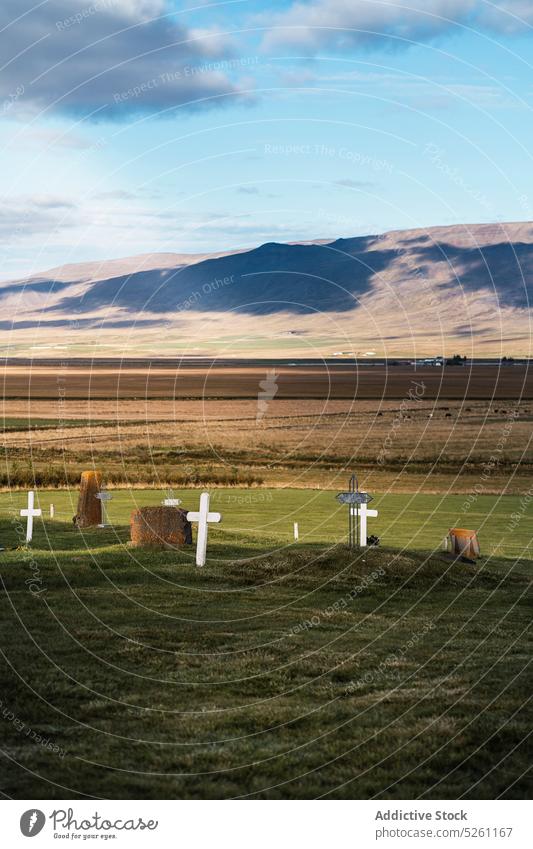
[130,506,192,548]
[74,471,102,528]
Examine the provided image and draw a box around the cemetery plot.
[0,488,531,559]
[0,513,530,800]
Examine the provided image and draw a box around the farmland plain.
[1,363,532,493]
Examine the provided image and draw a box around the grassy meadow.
[0,487,532,799]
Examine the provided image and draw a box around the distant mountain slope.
[1,222,531,357]
[43,236,397,316]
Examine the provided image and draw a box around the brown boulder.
[130,506,192,548]
[448,527,480,562]
[75,470,102,528]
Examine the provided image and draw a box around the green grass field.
[0,488,531,799]
[1,488,532,559]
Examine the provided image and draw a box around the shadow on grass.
[0,519,130,552]
[0,519,311,569]
[1,515,334,562]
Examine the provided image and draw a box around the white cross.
[351,502,378,546]
[20,491,42,544]
[186,492,222,567]
[96,489,112,528]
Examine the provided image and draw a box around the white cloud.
[0,0,251,119]
[93,189,137,200]
[0,195,79,240]
[478,1,533,33]
[11,127,96,150]
[262,0,533,53]
[334,178,375,188]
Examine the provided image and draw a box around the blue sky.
[1,0,532,278]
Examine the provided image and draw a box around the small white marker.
[294,522,299,541]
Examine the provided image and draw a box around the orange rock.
[75,470,102,528]
[448,528,480,561]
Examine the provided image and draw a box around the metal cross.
[336,474,374,548]
[96,487,112,528]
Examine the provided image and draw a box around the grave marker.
[130,506,191,547]
[186,492,222,567]
[96,486,112,528]
[75,470,102,527]
[350,502,379,547]
[162,490,182,508]
[20,491,42,544]
[336,474,377,548]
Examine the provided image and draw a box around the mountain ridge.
[1,222,531,358]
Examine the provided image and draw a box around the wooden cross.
[186,492,222,567]
[20,491,42,544]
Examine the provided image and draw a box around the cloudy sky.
[1,0,532,278]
